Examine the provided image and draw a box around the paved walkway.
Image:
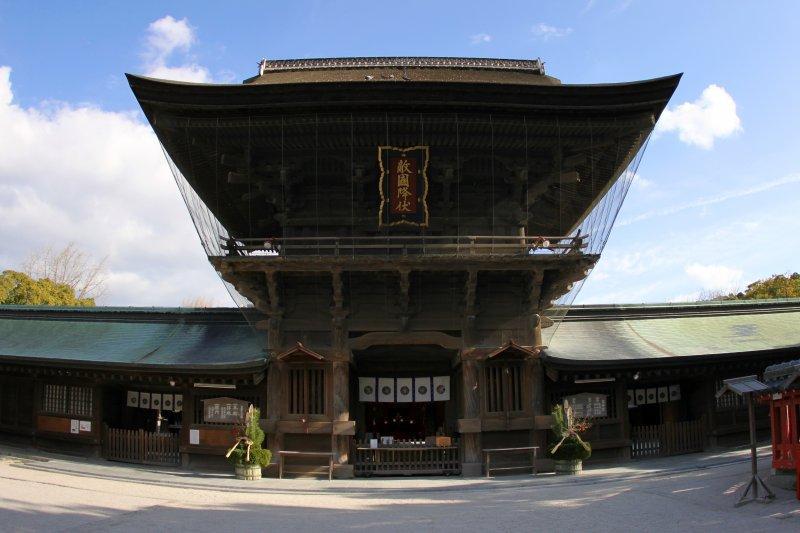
[0,443,798,532]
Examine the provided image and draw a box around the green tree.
[723,273,800,300]
[226,406,271,468]
[0,270,95,306]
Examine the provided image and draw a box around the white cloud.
[619,173,800,226]
[630,173,653,190]
[656,84,742,149]
[684,263,743,292]
[0,66,11,106]
[470,33,492,45]
[580,0,598,14]
[141,15,212,83]
[668,292,700,303]
[532,23,573,40]
[0,66,231,306]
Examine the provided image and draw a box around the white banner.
[646,388,657,404]
[126,391,140,408]
[396,378,413,402]
[150,393,162,410]
[162,394,174,411]
[139,392,151,409]
[359,377,377,402]
[669,384,681,401]
[355,376,453,403]
[378,378,395,402]
[433,376,450,401]
[635,389,646,405]
[414,377,432,402]
[657,387,669,403]
[174,394,183,413]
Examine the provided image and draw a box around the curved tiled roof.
[0,306,267,371]
[1,299,797,371]
[544,299,800,365]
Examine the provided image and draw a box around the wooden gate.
[631,418,706,459]
[103,425,181,466]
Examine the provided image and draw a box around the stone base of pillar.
[333,464,355,479]
[461,462,483,477]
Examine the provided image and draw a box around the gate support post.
[459,358,482,476]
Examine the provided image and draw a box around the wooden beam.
[527,270,544,314]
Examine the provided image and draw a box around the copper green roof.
[0,306,266,372]
[1,299,798,371]
[545,298,800,366]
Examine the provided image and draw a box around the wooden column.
[331,360,353,478]
[527,357,547,454]
[265,361,283,462]
[460,357,482,476]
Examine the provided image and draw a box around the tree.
[718,273,800,300]
[181,296,215,308]
[225,406,271,468]
[22,242,107,301]
[0,270,94,306]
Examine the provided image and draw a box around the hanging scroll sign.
[378,146,429,227]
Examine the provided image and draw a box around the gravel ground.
[0,445,797,532]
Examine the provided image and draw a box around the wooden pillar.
[265,361,283,462]
[616,380,631,460]
[331,360,354,478]
[460,357,482,476]
[528,358,546,452]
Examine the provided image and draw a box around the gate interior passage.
[352,346,459,476]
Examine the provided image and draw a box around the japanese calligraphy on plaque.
[564,393,608,419]
[202,397,250,424]
[378,146,429,227]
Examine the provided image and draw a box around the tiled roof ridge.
[257,57,545,73]
[550,298,800,321]
[0,305,256,325]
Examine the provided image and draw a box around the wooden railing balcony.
[220,235,587,259]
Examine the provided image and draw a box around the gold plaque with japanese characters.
[378,146,429,227]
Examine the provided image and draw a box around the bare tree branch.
[181,296,215,308]
[22,242,108,301]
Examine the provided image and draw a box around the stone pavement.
[0,443,798,532]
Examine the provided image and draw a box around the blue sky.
[0,1,798,306]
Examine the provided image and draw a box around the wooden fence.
[631,418,706,459]
[103,425,181,466]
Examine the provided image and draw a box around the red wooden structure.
[768,389,800,470]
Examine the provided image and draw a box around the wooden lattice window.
[288,366,326,416]
[41,384,93,417]
[484,363,523,413]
